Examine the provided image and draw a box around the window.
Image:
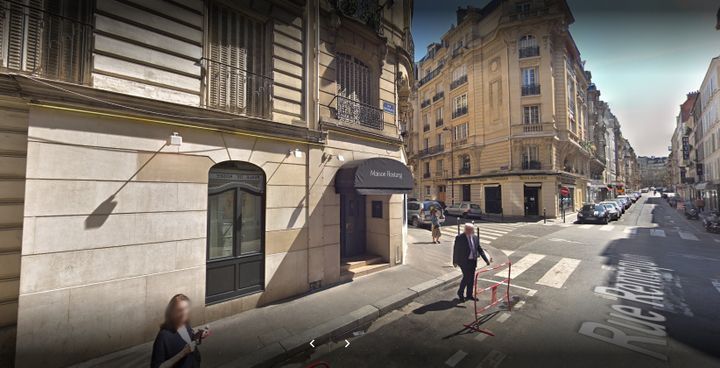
[523,105,540,124]
[0,0,93,83]
[206,161,265,303]
[436,133,443,146]
[423,137,429,149]
[453,123,469,141]
[207,2,271,117]
[437,159,444,173]
[522,145,540,169]
[518,35,539,58]
[453,94,468,118]
[435,107,444,123]
[423,113,430,131]
[521,67,537,86]
[424,161,430,174]
[460,155,471,175]
[516,1,531,13]
[521,67,540,96]
[453,65,467,81]
[371,201,383,218]
[425,186,431,196]
[335,53,382,129]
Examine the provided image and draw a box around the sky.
[412,0,720,157]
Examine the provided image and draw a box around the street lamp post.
[443,127,454,205]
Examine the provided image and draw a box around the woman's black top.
[150,325,201,368]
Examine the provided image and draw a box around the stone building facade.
[0,0,415,366]
[409,0,603,218]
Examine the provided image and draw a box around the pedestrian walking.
[453,223,492,302]
[430,207,442,244]
[151,294,209,368]
[696,197,706,213]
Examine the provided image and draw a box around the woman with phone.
[151,294,209,368]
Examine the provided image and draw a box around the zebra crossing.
[553,223,707,242]
[438,222,527,246]
[488,250,582,290]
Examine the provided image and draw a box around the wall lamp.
[290,148,304,158]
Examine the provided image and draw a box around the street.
[282,194,720,368]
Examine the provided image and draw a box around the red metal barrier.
[463,261,512,336]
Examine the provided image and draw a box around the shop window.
[206,161,265,304]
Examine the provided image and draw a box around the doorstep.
[340,254,389,282]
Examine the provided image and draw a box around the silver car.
[444,202,482,219]
[599,201,621,221]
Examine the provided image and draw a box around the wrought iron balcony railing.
[419,145,444,157]
[450,75,468,90]
[423,172,431,178]
[433,91,444,102]
[204,58,273,119]
[452,106,468,119]
[419,64,443,86]
[521,84,541,96]
[330,95,384,130]
[0,0,93,84]
[421,99,431,109]
[435,119,444,127]
[519,46,540,58]
[459,167,471,175]
[522,160,542,170]
[423,124,430,132]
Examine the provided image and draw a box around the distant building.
[638,156,670,189]
[408,0,618,218]
[695,57,720,211]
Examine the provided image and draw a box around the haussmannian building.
[409,0,606,219]
[0,0,415,366]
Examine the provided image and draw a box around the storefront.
[335,158,413,261]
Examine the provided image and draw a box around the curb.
[221,270,463,368]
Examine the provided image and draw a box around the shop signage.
[370,169,404,180]
[520,176,547,180]
[383,101,396,115]
[560,186,570,197]
[681,136,690,160]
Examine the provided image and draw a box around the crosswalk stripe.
[600,225,614,232]
[497,253,545,278]
[536,258,581,288]
[445,350,468,367]
[579,224,593,229]
[479,235,498,241]
[678,231,699,241]
[481,229,508,237]
[650,229,666,237]
[500,250,514,256]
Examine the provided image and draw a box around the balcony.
[205,59,273,119]
[419,65,443,86]
[452,107,468,119]
[419,145,444,157]
[423,124,430,132]
[421,99,431,109]
[519,46,540,58]
[0,2,93,84]
[459,167,471,175]
[423,172,431,179]
[435,119,444,127]
[511,123,556,137]
[521,84,541,96]
[435,170,449,178]
[450,75,468,90]
[522,160,542,170]
[433,91,445,102]
[330,95,384,130]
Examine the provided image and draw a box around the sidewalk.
[537,211,577,225]
[73,229,464,368]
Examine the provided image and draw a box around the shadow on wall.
[84,143,167,229]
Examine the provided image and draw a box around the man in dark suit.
[453,223,491,302]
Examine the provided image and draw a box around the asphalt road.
[282,194,720,368]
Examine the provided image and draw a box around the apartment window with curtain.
[523,105,540,124]
[436,133,443,147]
[522,145,540,169]
[518,35,539,58]
[453,122,468,141]
[451,64,467,89]
[206,2,272,118]
[452,94,468,118]
[435,107,444,126]
[521,67,540,96]
[0,0,93,83]
[460,155,471,175]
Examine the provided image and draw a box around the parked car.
[577,203,610,224]
[611,199,626,214]
[599,202,621,221]
[445,202,482,219]
[616,196,631,209]
[407,200,445,227]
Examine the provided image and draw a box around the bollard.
[543,208,546,224]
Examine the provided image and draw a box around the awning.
[335,157,413,195]
[696,182,709,190]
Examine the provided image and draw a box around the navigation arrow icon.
[309,339,315,348]
[344,339,350,348]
